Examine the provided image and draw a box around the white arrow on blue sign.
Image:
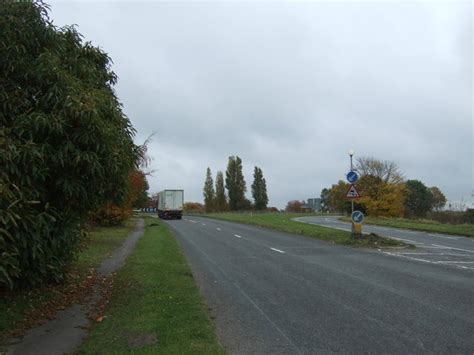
[346,171,359,184]
[351,210,364,224]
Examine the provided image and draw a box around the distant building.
[302,198,321,212]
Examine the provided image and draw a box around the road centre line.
[216,227,221,231]
[234,234,242,238]
[437,261,474,264]
[201,223,206,226]
[270,247,285,254]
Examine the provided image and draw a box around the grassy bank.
[0,219,136,344]
[78,217,224,354]
[339,216,474,237]
[202,213,409,248]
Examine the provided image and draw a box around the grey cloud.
[50,1,472,208]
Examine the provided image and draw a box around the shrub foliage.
[0,2,138,289]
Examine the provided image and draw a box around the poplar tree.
[203,167,215,212]
[251,166,269,210]
[225,156,246,210]
[215,171,227,211]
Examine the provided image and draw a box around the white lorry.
[157,189,184,220]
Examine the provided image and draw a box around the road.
[165,216,474,354]
[294,216,474,271]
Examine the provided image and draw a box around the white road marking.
[382,251,474,270]
[399,252,472,257]
[216,227,221,231]
[190,220,197,223]
[270,247,285,254]
[431,244,474,254]
[201,223,206,226]
[428,233,461,240]
[437,261,474,264]
[234,234,242,238]
[387,236,423,245]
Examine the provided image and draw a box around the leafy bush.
[1,2,138,289]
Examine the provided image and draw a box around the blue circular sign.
[351,210,364,224]
[347,171,359,184]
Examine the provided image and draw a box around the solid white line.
[388,236,423,245]
[270,247,285,254]
[382,251,474,270]
[234,234,242,238]
[437,261,474,264]
[216,227,221,231]
[399,252,472,257]
[428,233,461,240]
[431,244,474,254]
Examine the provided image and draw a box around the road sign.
[346,184,360,199]
[351,210,364,224]
[346,171,359,184]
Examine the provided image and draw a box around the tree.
[214,171,227,211]
[286,200,303,213]
[183,202,204,213]
[404,180,433,218]
[320,188,330,212]
[327,181,351,213]
[355,157,404,184]
[429,186,447,211]
[203,167,215,212]
[251,166,268,210]
[225,156,247,210]
[357,175,405,217]
[1,2,139,289]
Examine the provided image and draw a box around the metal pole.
[350,154,354,237]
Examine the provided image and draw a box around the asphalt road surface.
[165,216,474,354]
[295,216,474,271]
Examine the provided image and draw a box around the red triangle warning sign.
[346,184,360,199]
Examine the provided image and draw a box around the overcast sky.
[50,1,472,209]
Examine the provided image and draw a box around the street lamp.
[348,149,355,236]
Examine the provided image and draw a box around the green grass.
[78,217,224,354]
[339,216,474,237]
[202,212,409,248]
[0,219,136,343]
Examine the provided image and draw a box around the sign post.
[346,150,363,237]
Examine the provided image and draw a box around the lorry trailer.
[157,189,184,219]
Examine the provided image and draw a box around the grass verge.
[202,213,410,248]
[339,216,474,237]
[0,219,136,345]
[78,217,224,354]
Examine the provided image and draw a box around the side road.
[7,219,145,355]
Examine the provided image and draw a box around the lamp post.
[348,149,355,236]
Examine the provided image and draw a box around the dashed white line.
[270,247,285,254]
[234,234,242,239]
[201,223,206,226]
[216,227,222,231]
